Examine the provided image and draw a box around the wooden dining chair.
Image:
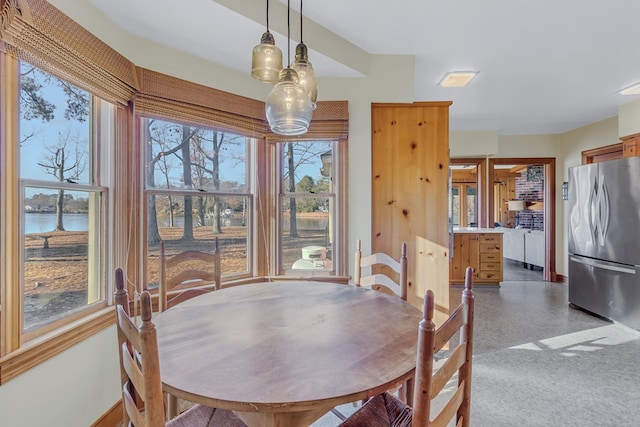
[338,266,475,427]
[351,238,410,406]
[354,239,408,301]
[115,287,247,427]
[158,237,221,312]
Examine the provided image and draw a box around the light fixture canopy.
[619,82,640,95]
[251,0,283,83]
[438,71,478,87]
[266,67,313,135]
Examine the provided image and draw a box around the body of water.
[25,213,89,234]
[25,213,329,234]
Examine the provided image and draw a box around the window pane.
[281,196,334,273]
[466,186,477,226]
[144,118,247,192]
[23,188,103,332]
[282,141,333,194]
[19,62,91,183]
[451,186,460,227]
[146,194,249,288]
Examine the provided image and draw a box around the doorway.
[488,158,556,282]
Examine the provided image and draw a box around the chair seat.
[338,393,412,427]
[167,405,247,427]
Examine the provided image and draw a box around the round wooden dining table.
[154,281,422,427]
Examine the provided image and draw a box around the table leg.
[234,407,331,427]
[166,394,179,419]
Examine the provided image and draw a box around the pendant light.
[265,0,312,135]
[251,0,283,83]
[291,0,318,108]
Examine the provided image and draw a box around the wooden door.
[371,102,451,324]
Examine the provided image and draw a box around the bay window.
[0,0,348,385]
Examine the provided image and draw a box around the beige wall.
[619,99,640,138]
[450,131,499,157]
[0,328,120,426]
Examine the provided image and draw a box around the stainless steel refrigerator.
[568,156,640,329]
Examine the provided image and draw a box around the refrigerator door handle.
[570,256,637,274]
[588,174,597,244]
[596,175,609,246]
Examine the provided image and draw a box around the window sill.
[0,307,115,385]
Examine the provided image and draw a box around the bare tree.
[287,143,299,237]
[284,142,331,238]
[180,125,195,240]
[37,131,86,231]
[146,121,199,243]
[191,130,244,234]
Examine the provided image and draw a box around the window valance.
[135,68,349,140]
[134,67,269,137]
[0,0,137,105]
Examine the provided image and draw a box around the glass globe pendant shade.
[266,68,313,135]
[291,42,318,108]
[251,31,283,83]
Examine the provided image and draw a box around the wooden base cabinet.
[450,232,503,286]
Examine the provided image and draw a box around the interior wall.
[618,99,640,138]
[0,328,120,426]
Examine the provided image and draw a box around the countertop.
[452,227,504,234]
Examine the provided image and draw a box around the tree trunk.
[182,125,194,240]
[146,125,162,244]
[197,196,206,226]
[55,189,65,231]
[287,143,298,237]
[54,148,66,231]
[212,132,223,234]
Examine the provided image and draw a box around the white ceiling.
[86,0,640,135]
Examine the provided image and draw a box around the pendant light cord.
[287,0,291,66]
[300,0,303,43]
[266,0,270,32]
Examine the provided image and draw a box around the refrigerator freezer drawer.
[569,256,640,329]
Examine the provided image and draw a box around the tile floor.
[312,258,640,426]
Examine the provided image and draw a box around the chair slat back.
[354,239,408,300]
[412,266,475,427]
[116,291,166,427]
[158,237,221,312]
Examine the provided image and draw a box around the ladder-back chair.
[115,288,246,426]
[158,237,221,312]
[354,239,408,301]
[339,266,475,427]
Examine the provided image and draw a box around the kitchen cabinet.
[450,230,503,286]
